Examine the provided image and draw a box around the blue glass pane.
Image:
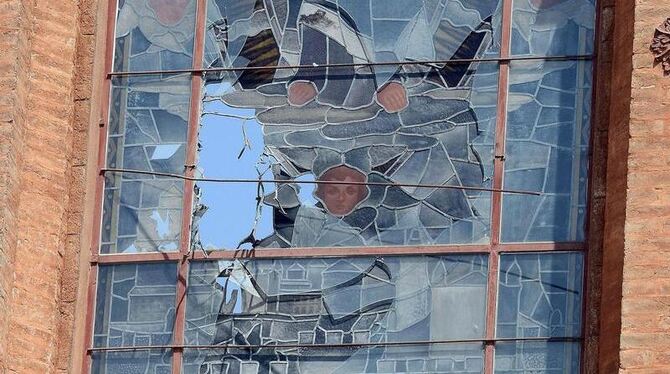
[91,349,172,374]
[94,263,177,348]
[497,253,583,339]
[185,255,488,371]
[495,341,580,373]
[501,61,591,243]
[511,0,595,57]
[114,0,196,71]
[102,74,191,253]
[106,75,191,174]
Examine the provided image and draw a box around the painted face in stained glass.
[315,165,369,217]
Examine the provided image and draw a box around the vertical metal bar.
[484,252,500,372]
[485,0,513,371]
[490,4,513,252]
[82,0,118,372]
[172,1,207,372]
[569,29,588,241]
[566,27,588,371]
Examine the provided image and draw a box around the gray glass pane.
[91,349,172,374]
[106,75,191,173]
[494,341,580,373]
[501,61,591,243]
[193,61,498,249]
[511,0,595,57]
[114,0,196,71]
[101,176,184,253]
[203,0,503,72]
[184,343,484,374]
[496,253,583,339]
[185,255,488,372]
[102,74,191,253]
[94,263,177,348]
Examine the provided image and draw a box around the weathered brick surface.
[0,0,32,371]
[597,0,670,372]
[0,0,100,372]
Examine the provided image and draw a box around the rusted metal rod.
[107,54,594,77]
[87,336,583,352]
[101,168,542,196]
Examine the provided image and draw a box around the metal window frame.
[81,0,599,373]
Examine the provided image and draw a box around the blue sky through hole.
[197,82,316,250]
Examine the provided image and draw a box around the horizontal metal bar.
[91,252,184,264]
[90,242,586,264]
[101,168,542,196]
[91,245,490,264]
[494,242,586,252]
[107,54,594,77]
[191,245,491,260]
[87,336,583,353]
[194,243,586,260]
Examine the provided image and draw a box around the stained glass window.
[114,0,197,71]
[101,75,191,254]
[92,263,177,373]
[87,0,597,373]
[184,255,488,372]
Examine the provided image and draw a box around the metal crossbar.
[101,168,542,196]
[107,54,594,77]
[87,336,583,353]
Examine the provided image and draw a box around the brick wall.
[598,0,670,373]
[0,0,101,372]
[618,2,670,372]
[0,0,33,371]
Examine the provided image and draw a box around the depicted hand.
[376,82,408,113]
[287,81,318,106]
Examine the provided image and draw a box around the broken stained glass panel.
[92,263,178,373]
[113,0,197,72]
[184,254,488,373]
[101,74,191,254]
[184,344,485,374]
[91,350,173,374]
[194,0,506,249]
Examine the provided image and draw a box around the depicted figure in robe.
[186,0,596,373]
[205,0,502,248]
